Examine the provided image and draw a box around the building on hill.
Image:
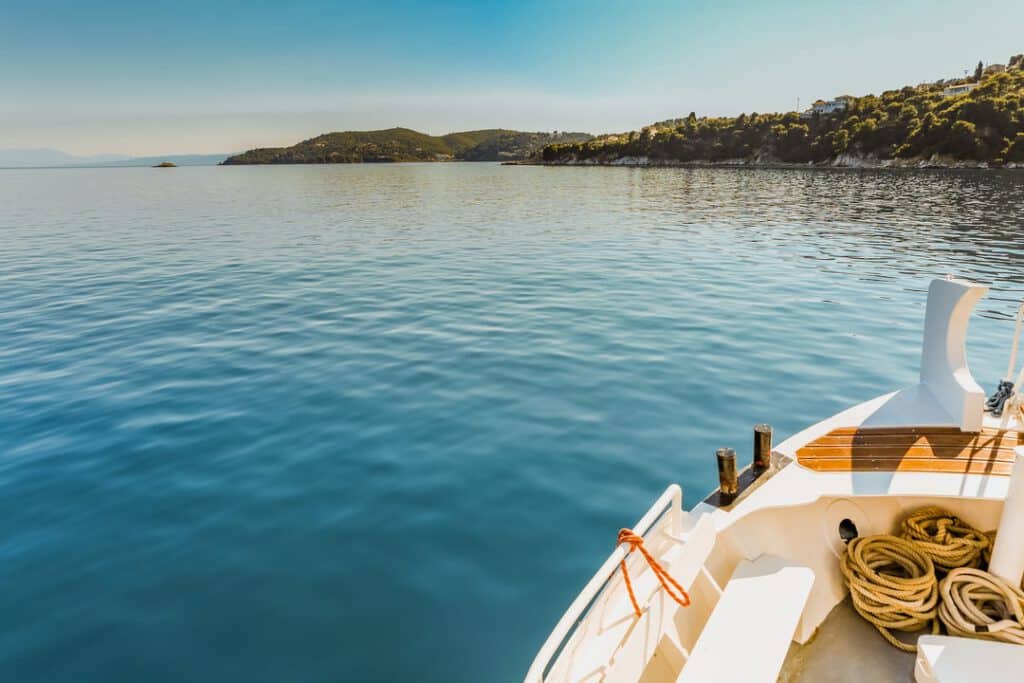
[942,82,980,97]
[800,97,849,118]
[984,64,1006,75]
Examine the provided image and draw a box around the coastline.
[507,155,1024,170]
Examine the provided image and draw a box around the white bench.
[916,635,1024,683]
[676,554,814,683]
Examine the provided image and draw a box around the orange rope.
[617,528,691,618]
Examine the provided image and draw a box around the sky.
[2,0,1022,156]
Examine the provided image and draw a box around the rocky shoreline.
[509,154,1023,170]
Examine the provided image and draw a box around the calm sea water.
[1,164,1022,682]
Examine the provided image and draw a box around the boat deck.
[779,597,915,683]
[796,426,1020,475]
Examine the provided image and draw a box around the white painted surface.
[918,277,987,431]
[664,515,719,590]
[915,635,1024,682]
[524,485,693,683]
[676,555,813,683]
[988,450,1024,586]
[694,458,1012,522]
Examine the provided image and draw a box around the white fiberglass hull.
[524,278,1024,683]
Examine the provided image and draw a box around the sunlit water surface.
[1,164,1022,682]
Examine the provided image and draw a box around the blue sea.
[1,164,1022,682]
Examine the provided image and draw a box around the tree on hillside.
[1003,133,1024,162]
[538,55,1024,166]
[949,120,981,158]
[974,61,984,81]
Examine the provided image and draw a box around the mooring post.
[753,423,772,474]
[717,447,738,502]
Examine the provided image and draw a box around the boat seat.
[915,635,1024,683]
[676,554,814,683]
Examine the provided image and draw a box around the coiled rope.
[840,534,939,651]
[938,568,1024,645]
[900,507,990,571]
[617,528,690,619]
[842,508,1024,652]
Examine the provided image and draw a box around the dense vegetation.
[448,130,593,161]
[223,128,590,164]
[541,56,1024,166]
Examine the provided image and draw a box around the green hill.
[223,127,591,164]
[449,130,597,161]
[439,129,513,151]
[540,54,1024,167]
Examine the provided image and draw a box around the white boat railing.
[523,484,684,683]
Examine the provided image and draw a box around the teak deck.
[796,426,1020,475]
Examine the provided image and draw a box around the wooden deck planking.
[796,426,1020,475]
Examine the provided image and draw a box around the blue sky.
[2,0,1022,155]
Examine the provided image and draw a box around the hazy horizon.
[3,0,1023,157]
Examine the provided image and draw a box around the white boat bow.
[524,276,1024,683]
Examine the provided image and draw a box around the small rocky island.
[153,161,177,168]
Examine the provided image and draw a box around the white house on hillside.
[942,83,979,97]
[800,96,850,118]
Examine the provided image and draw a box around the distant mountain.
[0,149,232,168]
[222,128,592,164]
[0,148,123,168]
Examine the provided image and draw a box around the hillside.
[442,130,593,161]
[540,54,1024,167]
[223,128,590,164]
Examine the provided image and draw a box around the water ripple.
[0,164,1022,682]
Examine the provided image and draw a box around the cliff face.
[540,64,1024,167]
[223,128,591,164]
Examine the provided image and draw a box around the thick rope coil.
[900,507,990,571]
[617,528,690,619]
[840,534,939,652]
[938,568,1024,645]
